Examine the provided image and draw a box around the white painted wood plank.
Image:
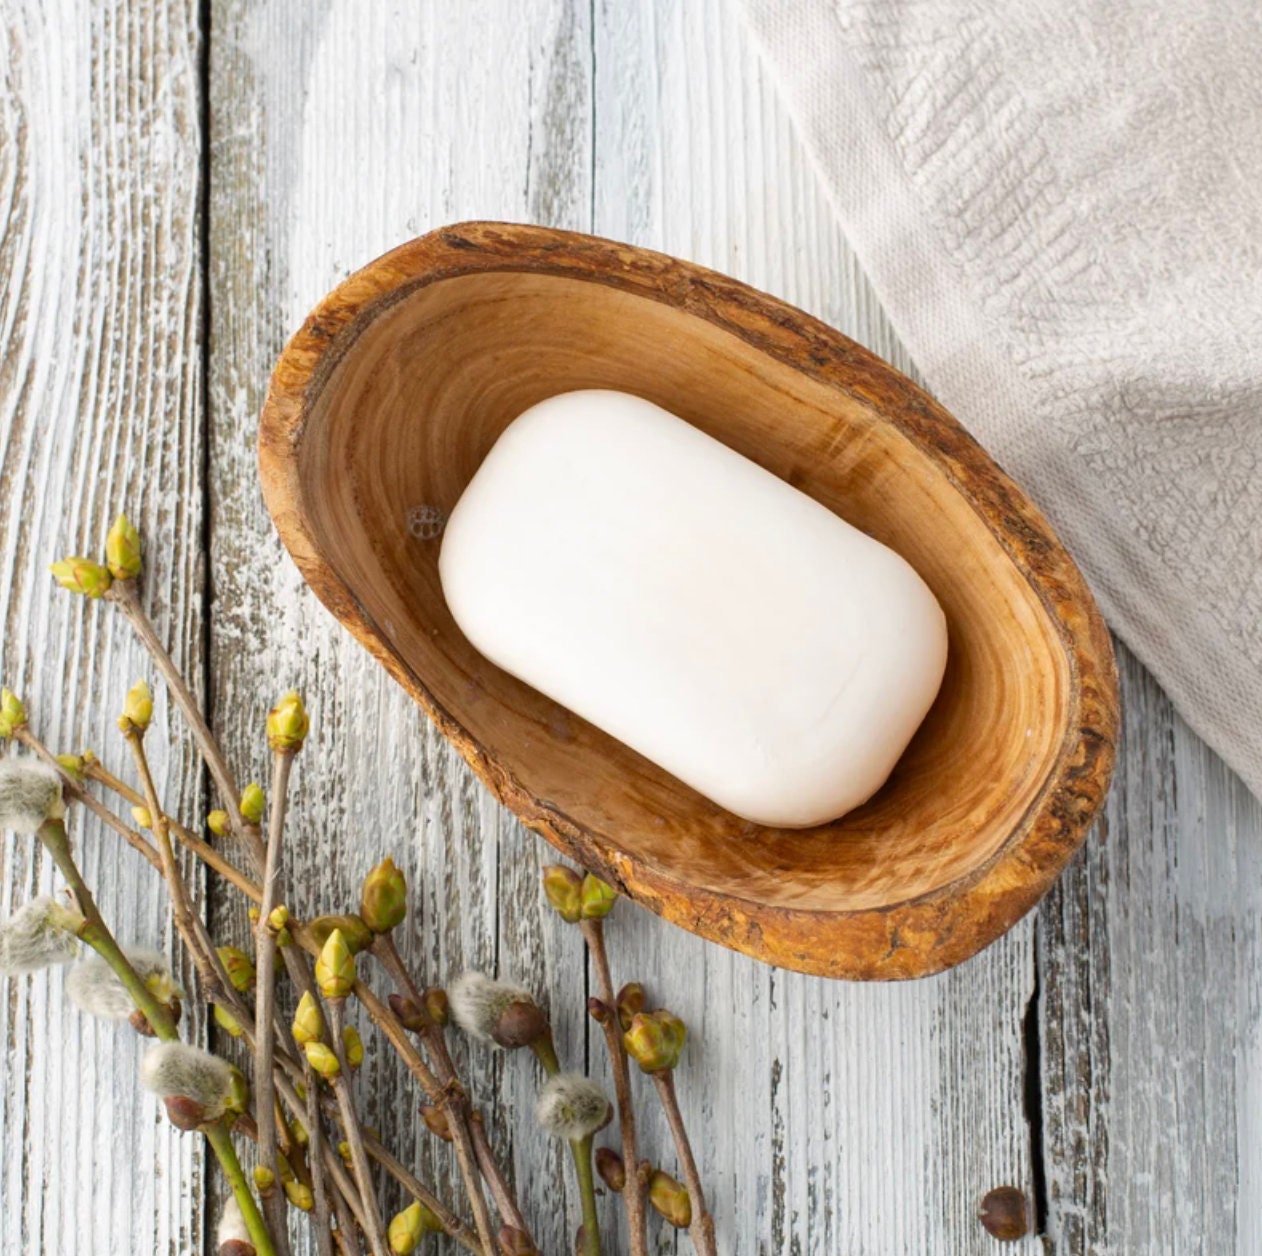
[1037,650,1262,1254]
[0,2,207,1254]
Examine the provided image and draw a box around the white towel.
[741,0,1262,800]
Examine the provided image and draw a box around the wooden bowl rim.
[258,221,1118,979]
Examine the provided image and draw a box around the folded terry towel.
[742,0,1262,799]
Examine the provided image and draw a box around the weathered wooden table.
[2,2,1258,1252]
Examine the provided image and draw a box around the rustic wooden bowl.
[259,222,1118,980]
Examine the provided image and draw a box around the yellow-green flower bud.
[649,1170,691,1228]
[253,1165,276,1195]
[55,753,86,781]
[292,991,324,1045]
[342,1024,364,1069]
[337,1140,352,1164]
[117,679,153,735]
[315,928,355,1000]
[50,556,112,598]
[307,913,374,956]
[216,946,255,993]
[225,1066,250,1116]
[283,1179,314,1212]
[0,689,27,738]
[580,873,617,920]
[541,864,583,923]
[238,783,265,825]
[267,690,309,753]
[206,809,230,837]
[131,805,153,830]
[291,1118,309,1148]
[213,1003,244,1038]
[105,514,143,580]
[623,1009,686,1074]
[387,1200,441,1252]
[304,1040,341,1078]
[361,856,407,933]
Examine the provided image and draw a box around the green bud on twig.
[361,856,407,932]
[649,1169,692,1228]
[214,1002,244,1038]
[304,1040,341,1079]
[283,1179,314,1212]
[253,1165,277,1196]
[315,928,355,999]
[292,991,324,1046]
[307,913,374,956]
[118,679,153,735]
[105,514,142,580]
[595,1146,626,1192]
[50,556,112,599]
[624,1009,686,1074]
[541,864,583,923]
[238,783,265,825]
[206,809,230,837]
[580,873,617,919]
[615,982,645,1033]
[216,946,255,993]
[387,1200,442,1253]
[267,690,309,753]
[0,689,27,738]
[342,1024,364,1069]
[225,1066,250,1117]
[54,753,86,781]
[131,805,152,830]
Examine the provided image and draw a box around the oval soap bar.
[439,390,948,828]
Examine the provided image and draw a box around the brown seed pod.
[978,1186,1029,1241]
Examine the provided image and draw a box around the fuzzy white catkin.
[0,761,64,834]
[535,1073,610,1141]
[140,1042,233,1113]
[0,896,80,975]
[67,947,175,1020]
[216,1197,255,1254]
[447,970,534,1043]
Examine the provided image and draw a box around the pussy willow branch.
[370,933,529,1236]
[255,749,295,1249]
[106,578,263,867]
[651,1071,716,1256]
[35,815,277,1256]
[530,1036,602,1256]
[580,918,648,1256]
[325,996,388,1256]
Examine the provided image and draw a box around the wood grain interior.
[297,270,1071,913]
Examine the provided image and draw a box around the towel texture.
[742,0,1262,799]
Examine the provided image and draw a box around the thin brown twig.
[581,918,649,1255]
[107,578,266,871]
[82,756,262,901]
[370,933,528,1235]
[650,1071,717,1256]
[255,749,295,1246]
[325,996,388,1256]
[302,1056,336,1256]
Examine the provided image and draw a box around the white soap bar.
[439,390,948,828]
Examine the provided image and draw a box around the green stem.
[37,818,176,1038]
[530,1030,561,1077]
[37,818,279,1256]
[570,1134,602,1256]
[205,1119,282,1256]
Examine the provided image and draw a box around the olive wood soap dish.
[259,222,1118,980]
